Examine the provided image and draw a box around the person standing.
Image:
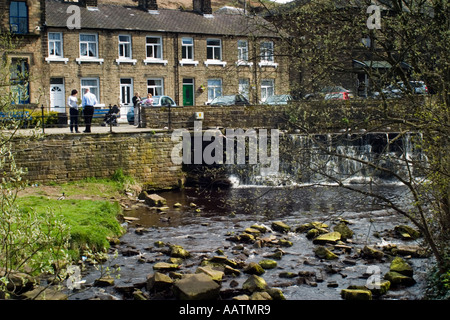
[132,92,141,126]
[67,89,80,133]
[81,88,97,133]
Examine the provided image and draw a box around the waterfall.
[228,132,427,187]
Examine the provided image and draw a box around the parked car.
[209,94,250,106]
[324,91,351,100]
[372,81,428,99]
[304,86,354,100]
[127,95,177,124]
[265,94,293,105]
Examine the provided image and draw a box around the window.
[239,78,250,100]
[116,35,136,65]
[80,34,98,58]
[260,41,274,62]
[207,79,222,102]
[259,41,278,67]
[9,1,28,34]
[205,39,226,67]
[182,37,194,60]
[81,78,100,103]
[119,35,131,59]
[10,58,29,104]
[144,36,167,65]
[48,32,63,57]
[207,39,221,60]
[77,34,103,64]
[238,40,248,62]
[261,79,274,102]
[147,79,164,96]
[46,32,69,63]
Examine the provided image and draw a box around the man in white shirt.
[81,88,98,133]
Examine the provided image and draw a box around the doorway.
[120,78,133,122]
[50,78,65,112]
[182,78,194,106]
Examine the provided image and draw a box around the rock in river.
[314,246,338,260]
[312,232,341,244]
[271,221,290,233]
[173,273,221,300]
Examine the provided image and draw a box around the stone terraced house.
[1,0,290,120]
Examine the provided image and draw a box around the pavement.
[10,121,169,136]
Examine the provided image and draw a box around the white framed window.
[261,79,274,102]
[76,33,103,64]
[207,79,222,102]
[116,34,136,65]
[81,78,100,104]
[237,40,253,67]
[144,36,168,65]
[45,32,69,64]
[147,78,164,96]
[239,78,250,100]
[238,40,248,61]
[205,39,226,67]
[259,41,277,68]
[180,37,198,66]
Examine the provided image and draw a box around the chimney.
[139,0,158,11]
[81,0,98,7]
[193,0,212,15]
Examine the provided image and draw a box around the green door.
[183,79,194,106]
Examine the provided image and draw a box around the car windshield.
[267,95,291,103]
[211,96,235,104]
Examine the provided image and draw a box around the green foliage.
[15,196,124,254]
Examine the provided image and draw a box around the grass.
[15,173,135,257]
[16,196,124,253]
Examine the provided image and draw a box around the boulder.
[394,225,421,240]
[340,288,372,300]
[250,224,270,233]
[242,275,268,293]
[233,294,250,300]
[244,262,266,275]
[384,271,416,287]
[296,221,329,233]
[22,286,68,300]
[259,259,278,269]
[250,291,273,300]
[333,222,354,240]
[390,257,413,277]
[312,232,341,244]
[196,266,224,282]
[362,245,384,260]
[314,246,338,260]
[279,239,293,247]
[244,227,261,235]
[153,262,180,271]
[368,280,391,296]
[173,273,221,300]
[138,191,167,207]
[306,228,320,239]
[271,221,291,233]
[266,288,286,300]
[169,244,190,259]
[147,272,174,292]
[94,276,115,287]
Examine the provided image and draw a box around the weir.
[184,131,428,187]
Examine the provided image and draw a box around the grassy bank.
[16,173,136,258]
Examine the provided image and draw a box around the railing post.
[41,104,45,134]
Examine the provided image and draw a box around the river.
[68,182,432,300]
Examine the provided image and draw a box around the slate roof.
[45,0,280,37]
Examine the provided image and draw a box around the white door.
[50,84,65,112]
[120,78,133,123]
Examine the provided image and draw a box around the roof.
[45,0,280,37]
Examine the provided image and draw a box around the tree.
[256,0,449,275]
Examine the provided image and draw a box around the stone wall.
[11,132,184,190]
[141,105,289,129]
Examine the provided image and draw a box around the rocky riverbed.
[67,185,433,301]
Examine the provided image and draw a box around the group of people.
[132,92,153,127]
[67,88,120,133]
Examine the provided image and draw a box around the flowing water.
[68,132,432,300]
